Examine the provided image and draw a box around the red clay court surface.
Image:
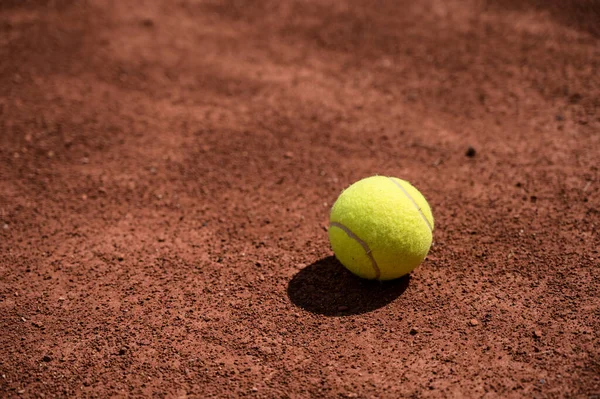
[1,0,599,398]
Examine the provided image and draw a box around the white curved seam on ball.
[329,221,381,280]
[387,177,433,232]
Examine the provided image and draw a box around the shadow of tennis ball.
[287,256,410,316]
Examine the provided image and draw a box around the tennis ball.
[328,176,434,281]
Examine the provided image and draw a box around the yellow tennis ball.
[328,176,434,281]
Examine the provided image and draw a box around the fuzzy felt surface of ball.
[328,176,434,280]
